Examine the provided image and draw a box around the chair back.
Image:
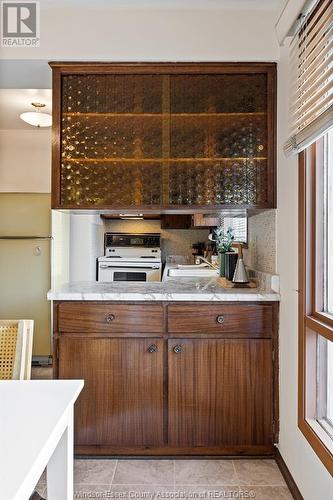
[0,320,34,380]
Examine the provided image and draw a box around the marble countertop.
[47,278,280,302]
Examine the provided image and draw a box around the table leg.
[47,408,74,500]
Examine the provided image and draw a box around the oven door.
[98,263,161,282]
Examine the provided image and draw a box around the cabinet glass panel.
[169,74,268,205]
[61,74,164,207]
[59,71,269,207]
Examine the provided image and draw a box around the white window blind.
[284,0,333,155]
[219,212,247,244]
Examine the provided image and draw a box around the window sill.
[299,417,333,475]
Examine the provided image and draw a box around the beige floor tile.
[240,486,293,499]
[32,484,46,498]
[174,460,237,485]
[74,459,117,485]
[233,460,286,486]
[34,484,114,499]
[32,468,46,498]
[110,484,175,498]
[35,469,46,485]
[73,484,112,499]
[175,485,240,499]
[113,460,174,485]
[31,367,53,380]
[34,458,292,500]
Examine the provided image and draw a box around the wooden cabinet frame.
[49,62,277,211]
[53,300,279,456]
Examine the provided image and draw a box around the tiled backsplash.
[103,210,276,274]
[103,219,209,263]
[243,210,276,274]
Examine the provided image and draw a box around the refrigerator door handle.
[0,236,53,240]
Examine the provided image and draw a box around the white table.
[0,380,84,500]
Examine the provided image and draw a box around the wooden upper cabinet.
[50,62,276,210]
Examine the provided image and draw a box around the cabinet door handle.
[105,313,115,323]
[148,344,158,353]
[173,344,182,354]
[216,315,225,324]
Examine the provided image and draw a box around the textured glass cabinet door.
[54,64,275,209]
[61,74,164,207]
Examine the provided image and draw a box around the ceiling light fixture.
[20,102,52,128]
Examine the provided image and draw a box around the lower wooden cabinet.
[168,339,272,447]
[58,337,164,447]
[54,301,278,455]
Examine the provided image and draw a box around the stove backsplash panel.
[102,219,209,264]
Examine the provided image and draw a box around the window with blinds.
[219,213,247,244]
[285,0,333,155]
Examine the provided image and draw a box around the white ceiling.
[0,89,52,130]
[40,0,284,10]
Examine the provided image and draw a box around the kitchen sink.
[167,267,218,278]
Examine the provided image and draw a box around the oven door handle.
[99,265,160,270]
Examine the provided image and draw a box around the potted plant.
[213,226,235,277]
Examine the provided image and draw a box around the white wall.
[51,212,104,286]
[276,46,333,499]
[69,214,104,282]
[0,129,51,192]
[0,5,279,61]
[51,210,70,288]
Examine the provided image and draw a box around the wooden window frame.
[299,138,333,475]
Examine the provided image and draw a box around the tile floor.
[35,459,292,499]
[32,367,292,500]
[31,366,53,380]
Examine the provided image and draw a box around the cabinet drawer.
[167,304,273,336]
[57,303,164,333]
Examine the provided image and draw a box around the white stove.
[97,233,162,282]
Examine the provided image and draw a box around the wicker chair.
[0,320,34,380]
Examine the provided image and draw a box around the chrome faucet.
[195,256,218,269]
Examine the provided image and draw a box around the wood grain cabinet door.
[168,339,273,447]
[58,337,164,447]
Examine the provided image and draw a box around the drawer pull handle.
[148,344,158,353]
[106,314,115,323]
[216,315,225,324]
[173,344,182,354]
